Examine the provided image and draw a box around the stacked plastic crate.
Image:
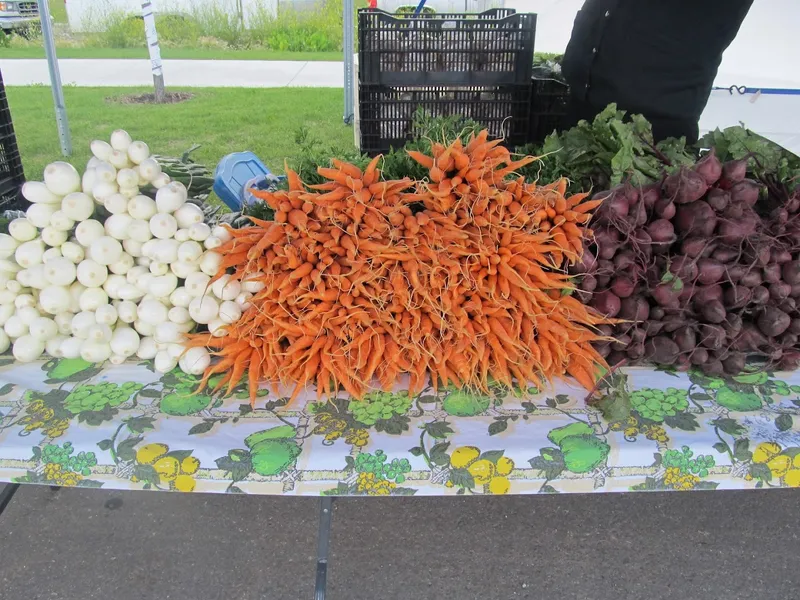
[529,65,570,145]
[357,8,536,156]
[0,69,26,211]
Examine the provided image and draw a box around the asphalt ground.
[0,484,797,600]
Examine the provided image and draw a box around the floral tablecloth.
[1,357,799,496]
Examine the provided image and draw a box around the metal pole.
[314,497,334,600]
[343,0,355,125]
[37,0,71,156]
[141,1,165,103]
[236,0,245,29]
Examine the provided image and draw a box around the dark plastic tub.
[358,82,532,156]
[0,69,26,211]
[528,74,570,144]
[358,8,536,87]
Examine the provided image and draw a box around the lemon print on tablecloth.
[136,443,169,465]
[468,459,495,485]
[447,446,514,494]
[752,442,781,464]
[750,442,800,488]
[134,442,200,491]
[450,446,480,469]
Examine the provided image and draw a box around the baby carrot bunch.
[407,130,602,266]
[185,130,611,405]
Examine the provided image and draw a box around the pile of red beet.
[574,149,800,374]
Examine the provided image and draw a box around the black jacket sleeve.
[561,0,754,122]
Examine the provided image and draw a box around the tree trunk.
[141,1,165,103]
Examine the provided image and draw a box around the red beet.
[757,306,791,337]
[706,188,729,212]
[654,197,676,220]
[663,168,709,204]
[618,297,650,321]
[645,336,680,364]
[719,158,747,189]
[640,184,661,210]
[751,285,770,304]
[699,324,726,350]
[591,290,621,317]
[611,276,635,298]
[694,284,724,304]
[674,201,717,237]
[694,148,723,185]
[690,348,709,365]
[717,217,757,245]
[729,179,761,207]
[668,256,698,281]
[700,300,726,324]
[646,219,675,243]
[781,261,800,285]
[696,258,725,284]
[682,237,709,258]
[673,326,697,352]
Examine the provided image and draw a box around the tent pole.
[37,0,71,156]
[343,0,355,125]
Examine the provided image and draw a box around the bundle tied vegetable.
[184,131,611,404]
[579,146,800,375]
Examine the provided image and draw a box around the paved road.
[2,57,800,90]
[0,59,345,88]
[0,484,797,600]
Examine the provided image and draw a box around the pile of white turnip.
[575,149,800,374]
[0,130,248,375]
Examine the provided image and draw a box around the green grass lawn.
[1,47,344,61]
[5,86,354,180]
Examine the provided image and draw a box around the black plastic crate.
[0,70,26,211]
[528,74,570,144]
[358,8,536,87]
[358,82,532,156]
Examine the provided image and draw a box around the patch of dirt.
[110,92,195,105]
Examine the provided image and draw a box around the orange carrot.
[185,130,610,406]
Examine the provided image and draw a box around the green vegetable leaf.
[422,421,453,439]
[733,439,752,462]
[488,419,508,436]
[712,417,745,436]
[775,413,793,432]
[664,413,699,431]
[116,436,143,463]
[712,442,729,454]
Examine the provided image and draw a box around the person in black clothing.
[561,0,754,143]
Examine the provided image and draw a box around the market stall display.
[0,104,798,501]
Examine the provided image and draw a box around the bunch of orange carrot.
[185,130,610,404]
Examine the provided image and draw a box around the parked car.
[0,1,40,34]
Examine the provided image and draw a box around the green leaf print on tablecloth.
[42,358,103,384]
[3,359,800,495]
